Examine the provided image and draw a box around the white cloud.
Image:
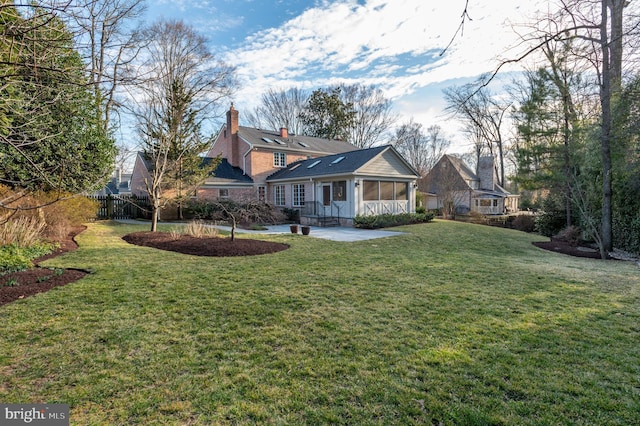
[229,0,544,106]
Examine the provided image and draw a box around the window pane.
[395,182,407,200]
[275,185,285,206]
[293,184,305,207]
[363,180,378,200]
[332,181,346,201]
[274,152,286,167]
[380,181,394,200]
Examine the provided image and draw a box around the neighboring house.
[131,104,420,225]
[422,154,519,215]
[94,168,131,195]
[130,153,152,197]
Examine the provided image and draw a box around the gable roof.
[202,158,253,185]
[134,153,253,185]
[266,145,419,182]
[237,126,355,155]
[422,154,512,197]
[446,155,478,182]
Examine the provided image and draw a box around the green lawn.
[1,220,639,425]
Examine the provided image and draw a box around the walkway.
[115,220,404,242]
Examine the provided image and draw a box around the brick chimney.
[227,104,240,166]
[279,127,288,138]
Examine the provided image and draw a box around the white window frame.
[274,152,287,167]
[275,185,286,206]
[292,184,305,207]
[258,186,266,202]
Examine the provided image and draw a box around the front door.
[322,185,331,206]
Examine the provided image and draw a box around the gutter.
[241,136,254,175]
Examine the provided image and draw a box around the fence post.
[106,194,113,219]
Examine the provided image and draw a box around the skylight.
[307,160,321,169]
[331,156,345,164]
[298,141,309,147]
[290,164,301,170]
[261,137,273,143]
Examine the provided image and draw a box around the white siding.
[358,150,415,177]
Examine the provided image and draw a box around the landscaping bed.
[1,226,289,306]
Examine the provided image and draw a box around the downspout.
[310,178,315,216]
[242,146,252,175]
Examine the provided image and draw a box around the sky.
[140,0,549,155]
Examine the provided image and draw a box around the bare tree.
[339,83,396,148]
[132,19,235,231]
[246,87,309,134]
[66,0,146,134]
[444,80,511,187]
[474,0,637,255]
[392,119,450,176]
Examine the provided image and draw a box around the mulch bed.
[0,226,89,307]
[532,239,605,259]
[1,227,290,308]
[121,232,290,257]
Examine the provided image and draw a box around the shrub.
[281,207,300,223]
[468,211,486,224]
[554,225,582,246]
[0,216,46,246]
[0,242,57,274]
[183,220,218,238]
[534,195,567,237]
[40,195,98,239]
[416,205,426,214]
[354,212,434,229]
[186,199,285,225]
[512,215,536,233]
[613,214,640,255]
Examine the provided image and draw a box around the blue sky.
[142,0,547,154]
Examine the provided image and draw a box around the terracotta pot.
[301,226,311,235]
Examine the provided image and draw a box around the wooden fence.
[89,195,151,220]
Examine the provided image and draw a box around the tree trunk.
[599,0,615,256]
[150,207,158,232]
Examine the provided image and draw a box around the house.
[94,168,131,196]
[422,154,519,215]
[131,104,420,225]
[266,145,420,226]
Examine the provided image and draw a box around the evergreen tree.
[0,4,115,198]
[299,87,355,141]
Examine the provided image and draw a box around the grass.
[1,220,639,425]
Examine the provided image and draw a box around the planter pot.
[301,226,311,235]
[290,224,299,234]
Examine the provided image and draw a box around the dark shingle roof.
[203,157,253,184]
[266,145,391,181]
[237,126,355,155]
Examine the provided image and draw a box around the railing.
[298,201,341,226]
[363,201,409,216]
